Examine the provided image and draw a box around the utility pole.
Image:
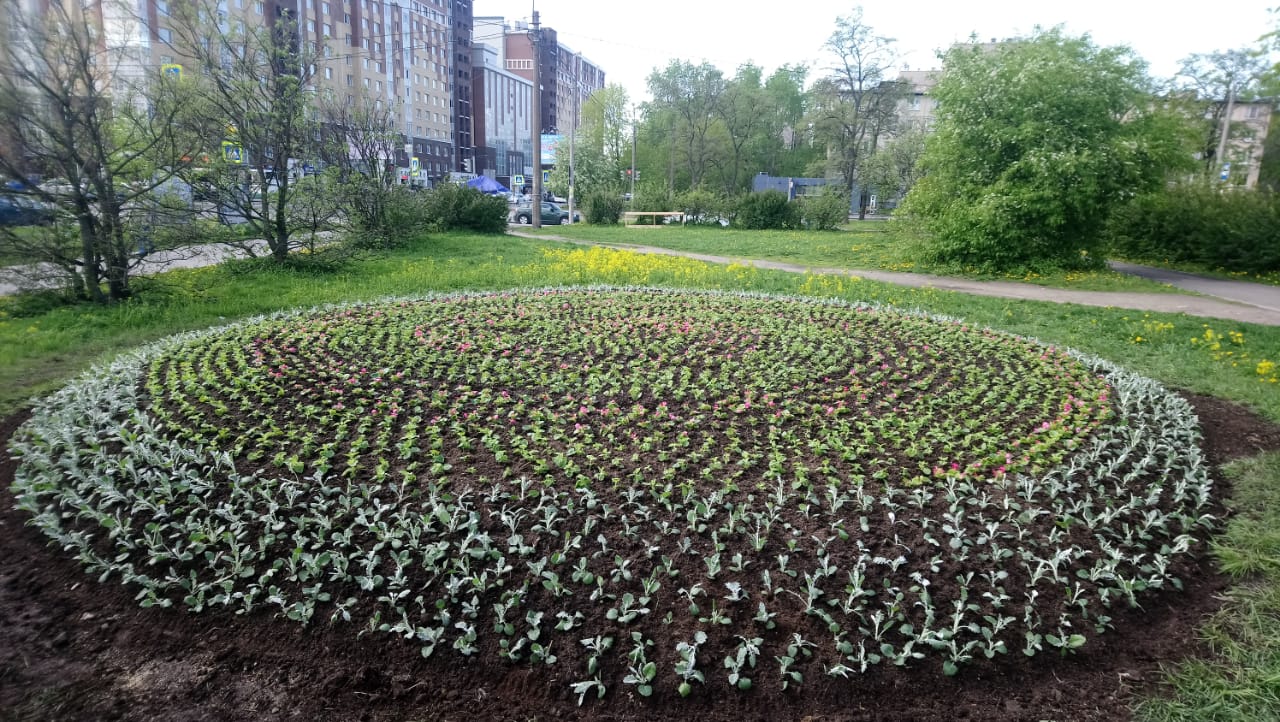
[529,7,542,228]
[568,91,576,222]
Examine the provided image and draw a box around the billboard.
[540,134,564,165]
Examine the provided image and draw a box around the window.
[157,0,169,15]
[157,27,171,42]
[255,1,263,13]
[160,54,174,64]
[326,67,333,79]
[323,23,331,36]
[322,1,330,13]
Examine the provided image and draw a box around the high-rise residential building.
[469,16,604,182]
[470,29,532,179]
[107,0,460,182]
[499,19,604,137]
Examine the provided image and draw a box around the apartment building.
[1217,99,1272,189]
[471,40,532,178]
[470,16,604,179]
[500,20,604,137]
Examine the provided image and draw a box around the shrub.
[674,188,726,226]
[583,191,624,225]
[798,188,850,231]
[419,183,508,234]
[1106,185,1280,274]
[631,190,674,226]
[735,190,798,230]
[350,186,433,249]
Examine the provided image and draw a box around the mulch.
[2,391,1279,722]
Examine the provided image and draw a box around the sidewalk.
[512,232,1280,327]
[0,239,272,297]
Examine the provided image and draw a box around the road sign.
[221,141,244,164]
[513,174,525,187]
[542,170,550,184]
[1220,162,1231,181]
[161,63,182,80]
[410,157,420,177]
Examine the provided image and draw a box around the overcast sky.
[473,0,1276,103]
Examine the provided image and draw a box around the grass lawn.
[523,223,1188,294]
[2,230,1280,718]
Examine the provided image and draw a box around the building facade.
[471,41,532,178]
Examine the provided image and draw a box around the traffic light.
[462,158,472,173]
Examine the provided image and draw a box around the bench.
[622,211,685,227]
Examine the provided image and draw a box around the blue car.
[0,194,56,226]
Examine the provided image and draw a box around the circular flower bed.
[10,288,1213,698]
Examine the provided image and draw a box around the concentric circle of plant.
[10,288,1213,698]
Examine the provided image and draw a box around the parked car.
[0,194,57,226]
[513,201,581,225]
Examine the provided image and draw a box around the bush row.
[583,188,851,230]
[1105,184,1280,274]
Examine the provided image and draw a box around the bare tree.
[166,0,322,262]
[315,92,401,234]
[809,7,903,218]
[0,0,208,301]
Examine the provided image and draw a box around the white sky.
[473,0,1276,103]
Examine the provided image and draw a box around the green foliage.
[351,186,435,249]
[903,28,1196,272]
[583,191,624,225]
[419,184,508,234]
[674,189,726,226]
[1106,185,1280,273]
[1133,452,1280,722]
[798,188,850,231]
[630,188,675,225]
[736,190,799,230]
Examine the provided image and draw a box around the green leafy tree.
[547,86,631,204]
[1174,49,1270,181]
[646,61,725,189]
[863,126,926,209]
[709,64,770,194]
[902,29,1195,272]
[761,65,817,177]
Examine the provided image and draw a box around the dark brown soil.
[3,393,1279,722]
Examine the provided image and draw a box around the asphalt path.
[511,232,1280,327]
[4,232,1278,327]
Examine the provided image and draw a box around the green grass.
[3,231,1278,420]
[1133,452,1280,722]
[2,229,1280,717]
[523,223,1187,294]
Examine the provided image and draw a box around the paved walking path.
[512,232,1280,327]
[4,231,1278,327]
[0,239,273,297]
